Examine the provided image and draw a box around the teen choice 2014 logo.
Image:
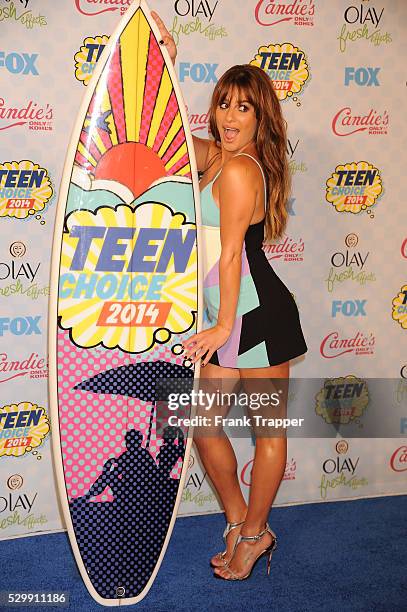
[392,285,407,330]
[74,35,110,86]
[0,160,53,222]
[250,43,310,101]
[326,161,383,215]
[59,202,197,354]
[315,375,369,425]
[0,401,50,458]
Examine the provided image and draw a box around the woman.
[152,11,308,581]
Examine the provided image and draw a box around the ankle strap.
[236,522,276,545]
[223,520,244,539]
[239,523,269,542]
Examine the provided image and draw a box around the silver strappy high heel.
[210,520,245,568]
[213,522,277,580]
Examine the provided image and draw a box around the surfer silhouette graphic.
[69,425,184,596]
[83,429,159,502]
[157,426,185,479]
[78,429,159,503]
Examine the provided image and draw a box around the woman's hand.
[182,324,232,367]
[151,11,177,65]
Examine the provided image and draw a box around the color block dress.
[200,153,308,368]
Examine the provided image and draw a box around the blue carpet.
[2,495,406,611]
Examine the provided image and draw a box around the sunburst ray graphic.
[74,9,191,199]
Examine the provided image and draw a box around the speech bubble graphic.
[315,375,369,425]
[0,401,50,457]
[250,42,310,101]
[392,284,407,330]
[326,161,383,214]
[59,202,197,353]
[74,35,110,86]
[0,160,53,220]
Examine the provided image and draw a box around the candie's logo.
[326,162,383,215]
[263,235,304,262]
[332,107,389,137]
[59,203,197,353]
[255,0,315,27]
[320,331,375,359]
[75,0,131,16]
[74,35,109,86]
[0,161,53,222]
[390,446,407,472]
[250,43,310,102]
[0,352,48,384]
[0,97,53,132]
[187,107,209,134]
[392,285,407,330]
[0,401,50,457]
[315,376,368,425]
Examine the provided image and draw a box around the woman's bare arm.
[181,157,257,366]
[192,135,212,172]
[216,158,257,331]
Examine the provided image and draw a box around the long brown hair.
[208,64,291,241]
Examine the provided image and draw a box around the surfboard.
[49,1,201,605]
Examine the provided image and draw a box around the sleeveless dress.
[200,152,308,368]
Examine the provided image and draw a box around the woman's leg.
[193,362,247,562]
[214,360,289,578]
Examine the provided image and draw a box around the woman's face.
[215,86,258,153]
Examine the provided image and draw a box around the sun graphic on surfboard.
[59,8,198,355]
[74,9,191,200]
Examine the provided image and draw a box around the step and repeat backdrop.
[0,0,406,540]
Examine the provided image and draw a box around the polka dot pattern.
[69,427,183,598]
[58,324,193,598]
[57,328,192,498]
